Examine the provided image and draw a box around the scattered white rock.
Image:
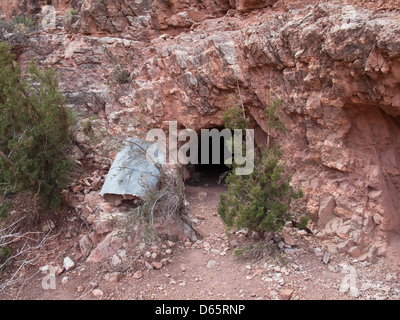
[207,260,217,269]
[322,253,330,264]
[92,289,104,297]
[63,257,75,271]
[133,271,143,279]
[111,254,122,266]
[104,272,122,283]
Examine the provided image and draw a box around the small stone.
[178,281,186,287]
[61,276,69,284]
[180,264,186,272]
[39,265,51,273]
[361,282,372,291]
[151,252,158,260]
[54,266,64,276]
[314,247,324,257]
[283,230,297,246]
[277,241,285,249]
[117,249,127,260]
[151,262,163,270]
[229,240,240,248]
[184,242,192,248]
[280,289,294,300]
[111,254,122,266]
[207,260,217,269]
[79,235,93,256]
[322,253,330,264]
[385,274,393,282]
[132,271,143,279]
[63,256,75,271]
[92,289,104,297]
[104,272,122,283]
[198,192,207,198]
[91,177,103,191]
[273,234,282,243]
[165,249,173,255]
[297,230,308,236]
[167,241,175,248]
[348,246,362,258]
[144,261,153,270]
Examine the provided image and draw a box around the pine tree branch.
[0,150,15,168]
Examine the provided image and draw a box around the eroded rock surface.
[2,0,400,262]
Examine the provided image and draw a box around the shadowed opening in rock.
[186,127,232,186]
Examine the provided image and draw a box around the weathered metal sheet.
[100,138,164,199]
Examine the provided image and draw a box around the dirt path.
[2,181,400,300]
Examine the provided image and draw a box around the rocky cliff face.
[2,0,400,262]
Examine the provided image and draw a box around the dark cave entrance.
[185,127,232,186]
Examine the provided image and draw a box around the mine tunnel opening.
[185,127,232,186]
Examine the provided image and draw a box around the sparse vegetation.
[0,42,74,213]
[219,145,303,233]
[223,104,250,131]
[118,139,197,245]
[297,214,311,230]
[218,99,303,234]
[106,53,132,87]
[113,66,131,85]
[0,200,11,221]
[12,15,35,29]
[0,15,35,45]
[234,241,281,263]
[121,170,187,244]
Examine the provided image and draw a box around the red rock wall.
[2,0,400,262]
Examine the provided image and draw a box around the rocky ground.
[1,179,399,300]
[1,0,400,301]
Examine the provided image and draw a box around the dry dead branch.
[0,217,58,292]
